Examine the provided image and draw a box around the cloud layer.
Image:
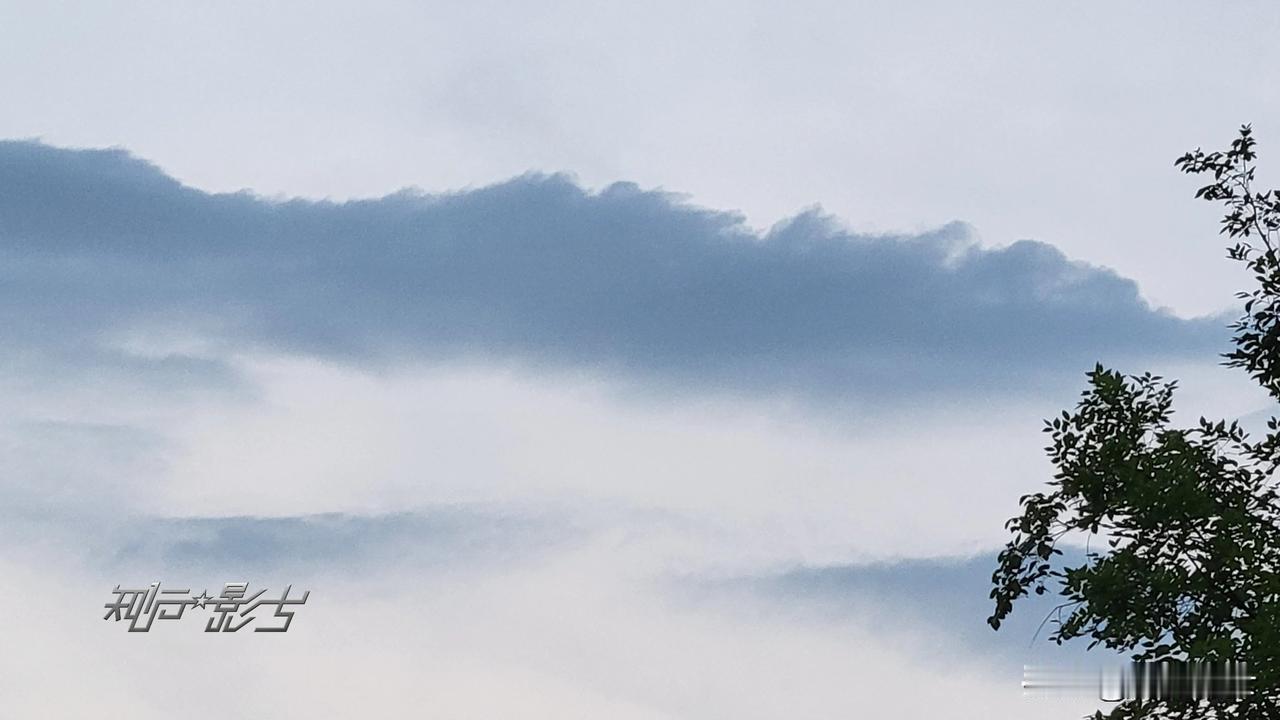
[1,508,1104,720]
[0,140,1231,718]
[0,140,1225,404]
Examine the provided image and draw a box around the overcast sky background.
[2,2,1279,718]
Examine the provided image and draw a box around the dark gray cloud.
[111,510,580,576]
[693,551,1122,670]
[0,140,1227,402]
[0,505,583,581]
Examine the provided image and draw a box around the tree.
[989,126,1280,720]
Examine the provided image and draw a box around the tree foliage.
[990,127,1280,719]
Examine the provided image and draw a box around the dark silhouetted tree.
[990,126,1280,719]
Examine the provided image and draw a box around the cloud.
[110,508,582,576]
[83,505,1107,674]
[0,140,1226,405]
[0,140,1221,716]
[700,551,1127,670]
[1,511,1105,719]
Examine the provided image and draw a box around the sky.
[1,2,1279,718]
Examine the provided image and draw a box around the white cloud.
[0,536,1102,719]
